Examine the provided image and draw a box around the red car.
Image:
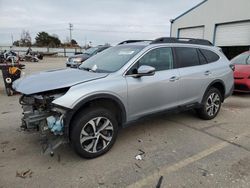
[231,51,250,92]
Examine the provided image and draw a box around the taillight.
[229,64,235,71]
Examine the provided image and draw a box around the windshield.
[231,53,250,65]
[83,47,99,55]
[79,45,144,73]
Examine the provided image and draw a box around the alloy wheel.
[80,117,114,153]
[206,92,220,116]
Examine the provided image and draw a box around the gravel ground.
[0,57,250,188]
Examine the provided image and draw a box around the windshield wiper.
[79,67,96,72]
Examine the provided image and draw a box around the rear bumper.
[225,84,234,99]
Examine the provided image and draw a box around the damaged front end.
[19,88,69,155]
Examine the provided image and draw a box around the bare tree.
[20,30,32,46]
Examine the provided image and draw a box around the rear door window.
[174,47,200,68]
[200,49,220,63]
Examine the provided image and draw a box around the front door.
[125,47,180,121]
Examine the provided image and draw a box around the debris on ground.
[137,139,143,143]
[198,167,209,177]
[1,111,10,114]
[202,171,208,177]
[138,149,145,155]
[1,141,9,145]
[156,176,163,188]
[16,169,33,179]
[135,149,146,160]
[98,182,105,185]
[135,163,141,169]
[135,155,143,160]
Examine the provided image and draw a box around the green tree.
[35,32,50,46]
[71,39,78,45]
[35,32,61,47]
[48,35,61,47]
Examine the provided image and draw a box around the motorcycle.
[19,50,43,62]
[0,50,19,63]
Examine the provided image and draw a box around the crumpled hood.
[13,68,108,95]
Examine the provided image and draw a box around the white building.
[170,0,250,59]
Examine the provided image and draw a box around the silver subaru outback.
[13,38,234,158]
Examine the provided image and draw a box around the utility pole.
[68,23,73,44]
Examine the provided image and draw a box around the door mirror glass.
[136,65,155,77]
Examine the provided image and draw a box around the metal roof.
[172,0,208,23]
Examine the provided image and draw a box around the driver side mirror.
[134,65,155,77]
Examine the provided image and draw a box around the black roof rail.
[118,40,152,45]
[150,37,213,46]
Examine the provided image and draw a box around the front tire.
[70,108,118,158]
[196,87,222,120]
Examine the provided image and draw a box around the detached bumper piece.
[20,95,68,155]
[40,134,67,156]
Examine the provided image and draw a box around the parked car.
[13,37,234,158]
[66,45,110,68]
[231,51,250,92]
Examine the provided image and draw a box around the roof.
[171,0,208,23]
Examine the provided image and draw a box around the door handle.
[204,71,212,76]
[169,76,179,82]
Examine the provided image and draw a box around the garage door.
[215,21,250,46]
[178,27,204,39]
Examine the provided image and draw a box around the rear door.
[174,47,213,105]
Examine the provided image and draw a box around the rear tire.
[70,107,118,158]
[196,87,222,120]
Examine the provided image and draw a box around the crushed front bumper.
[20,95,70,155]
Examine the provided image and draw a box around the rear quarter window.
[200,49,220,63]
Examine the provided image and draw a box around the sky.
[0,0,203,46]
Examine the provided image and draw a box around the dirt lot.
[0,57,250,188]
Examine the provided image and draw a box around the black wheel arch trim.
[63,94,127,136]
[203,79,226,102]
